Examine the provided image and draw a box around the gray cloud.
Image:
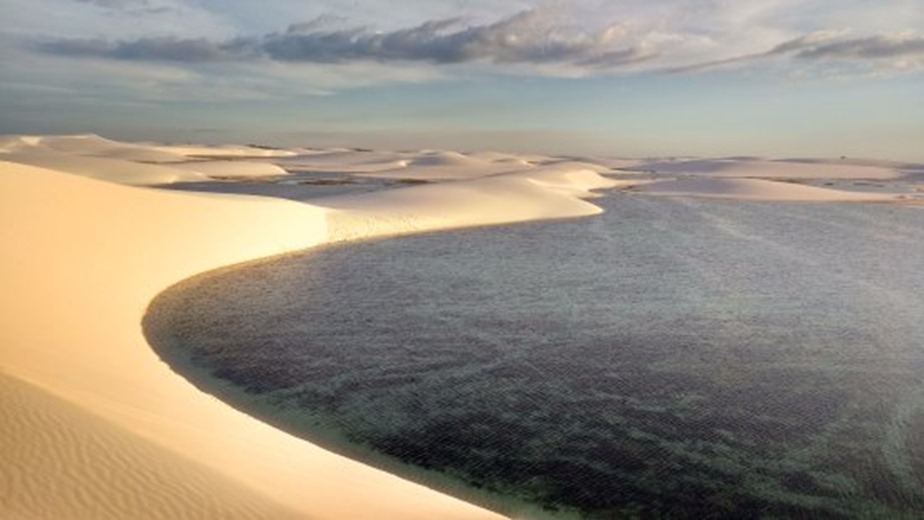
[36,8,924,75]
[285,15,348,34]
[671,31,924,73]
[35,9,655,70]
[74,0,148,8]
[39,37,251,62]
[73,0,174,17]
[791,34,924,60]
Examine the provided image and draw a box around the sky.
[1,0,923,160]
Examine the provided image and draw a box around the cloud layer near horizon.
[30,7,924,75]
[37,10,658,70]
[3,1,923,162]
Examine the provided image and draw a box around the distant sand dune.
[174,160,288,179]
[2,152,208,185]
[319,165,619,240]
[629,157,905,180]
[634,177,902,201]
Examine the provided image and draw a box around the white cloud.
[0,0,235,41]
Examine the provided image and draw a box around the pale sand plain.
[1,134,921,519]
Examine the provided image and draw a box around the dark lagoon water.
[158,170,428,201]
[145,194,924,518]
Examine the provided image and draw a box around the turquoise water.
[146,195,924,518]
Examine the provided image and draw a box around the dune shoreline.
[2,135,922,519]
[0,135,617,519]
[142,269,559,518]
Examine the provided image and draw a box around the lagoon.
[146,194,924,518]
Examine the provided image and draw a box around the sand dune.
[280,149,537,180]
[273,149,409,170]
[1,135,294,185]
[1,151,209,185]
[0,137,625,520]
[0,134,159,157]
[149,142,299,159]
[361,152,531,180]
[463,151,540,164]
[174,160,288,179]
[634,177,903,201]
[534,159,615,173]
[0,373,300,520]
[629,157,905,180]
[0,159,508,519]
[320,165,619,240]
[0,134,196,163]
[278,154,409,174]
[778,157,924,171]
[359,166,516,180]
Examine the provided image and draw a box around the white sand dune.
[412,150,475,166]
[0,134,190,163]
[499,152,559,164]
[149,142,299,159]
[0,159,511,519]
[359,152,531,180]
[0,137,627,520]
[0,373,301,520]
[278,153,410,173]
[633,177,902,201]
[1,151,209,185]
[534,159,615,174]
[320,165,620,239]
[1,135,294,185]
[629,157,905,180]
[174,160,289,179]
[778,157,924,170]
[0,135,43,152]
[0,134,142,155]
[583,157,645,170]
[274,149,413,174]
[280,149,537,180]
[464,151,540,164]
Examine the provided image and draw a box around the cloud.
[766,30,849,55]
[71,0,177,18]
[74,0,136,7]
[39,37,250,62]
[27,5,924,80]
[35,8,657,70]
[669,30,924,73]
[791,33,924,60]
[73,0,151,9]
[285,15,348,34]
